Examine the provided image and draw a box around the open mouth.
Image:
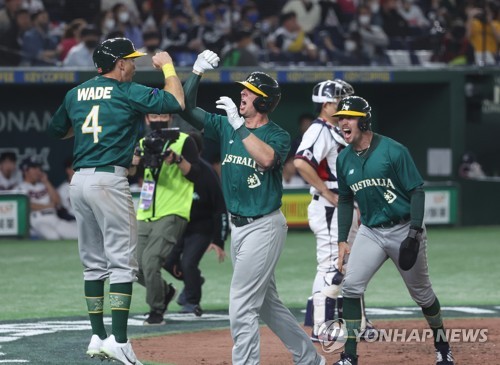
[342,127,352,140]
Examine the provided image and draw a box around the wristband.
[162,63,177,79]
[236,125,251,140]
[175,155,183,164]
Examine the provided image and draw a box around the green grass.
[1,226,499,320]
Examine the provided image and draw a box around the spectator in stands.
[342,30,372,65]
[0,152,22,191]
[21,9,59,66]
[57,18,86,61]
[380,0,412,49]
[336,0,358,28]
[63,25,100,67]
[267,11,318,64]
[466,1,500,65]
[349,4,390,65]
[431,18,475,65]
[97,10,117,39]
[0,8,31,66]
[239,3,261,33]
[398,0,431,34]
[56,158,75,221]
[22,0,43,14]
[101,0,140,20]
[18,156,78,240]
[0,0,23,37]
[161,9,194,66]
[189,2,226,56]
[214,0,232,36]
[112,2,143,48]
[135,29,162,68]
[222,29,260,66]
[282,0,322,36]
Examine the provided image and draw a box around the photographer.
[133,113,201,325]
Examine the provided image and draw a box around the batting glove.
[216,96,245,130]
[398,226,422,271]
[193,50,220,74]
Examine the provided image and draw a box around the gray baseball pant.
[229,210,323,365]
[342,222,436,308]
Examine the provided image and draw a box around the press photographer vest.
[137,132,193,221]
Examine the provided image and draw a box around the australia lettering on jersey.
[350,178,395,194]
[77,87,113,101]
[221,154,256,169]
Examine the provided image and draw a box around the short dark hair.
[0,152,17,163]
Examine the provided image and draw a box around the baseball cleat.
[86,334,106,359]
[333,352,358,365]
[435,346,454,365]
[179,303,203,317]
[143,311,165,325]
[100,335,143,365]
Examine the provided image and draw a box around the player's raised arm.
[152,51,185,110]
[179,50,220,130]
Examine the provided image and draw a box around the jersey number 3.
[82,105,103,143]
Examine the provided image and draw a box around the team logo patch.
[247,173,261,189]
[384,190,397,203]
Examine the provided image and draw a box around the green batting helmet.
[92,37,146,74]
[333,96,372,131]
[237,72,281,113]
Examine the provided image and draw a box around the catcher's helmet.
[93,37,146,74]
[333,96,372,131]
[312,79,354,103]
[237,72,281,113]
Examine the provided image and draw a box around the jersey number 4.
[82,105,103,143]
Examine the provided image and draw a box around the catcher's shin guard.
[312,293,336,336]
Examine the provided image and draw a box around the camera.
[137,128,180,169]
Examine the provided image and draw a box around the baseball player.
[180,50,326,365]
[18,156,78,240]
[333,96,454,365]
[0,152,23,191]
[48,37,184,365]
[294,80,376,342]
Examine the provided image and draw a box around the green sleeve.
[338,194,354,242]
[410,186,425,228]
[127,83,182,115]
[337,156,354,242]
[178,72,209,131]
[266,126,290,168]
[47,101,71,139]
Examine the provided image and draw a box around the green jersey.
[337,134,423,228]
[203,113,290,217]
[48,76,182,170]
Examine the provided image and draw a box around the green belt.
[76,166,115,173]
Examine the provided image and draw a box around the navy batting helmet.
[333,96,372,131]
[312,79,354,103]
[237,72,281,113]
[92,37,146,74]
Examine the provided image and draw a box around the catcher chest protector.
[312,79,355,104]
[92,37,145,74]
[334,96,372,131]
[237,72,281,113]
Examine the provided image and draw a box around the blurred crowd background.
[0,0,498,68]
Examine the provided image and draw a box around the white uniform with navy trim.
[0,170,23,191]
[295,118,358,336]
[18,181,77,240]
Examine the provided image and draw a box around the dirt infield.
[134,318,498,364]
